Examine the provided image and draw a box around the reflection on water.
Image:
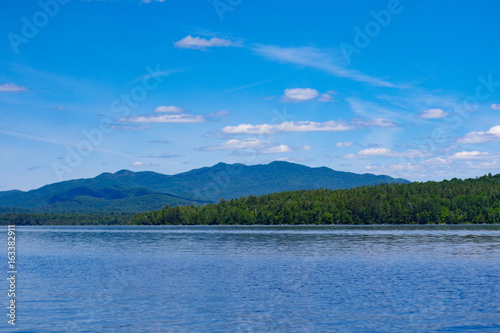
[3,225,500,332]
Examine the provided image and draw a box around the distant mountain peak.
[115,169,135,175]
[0,161,410,213]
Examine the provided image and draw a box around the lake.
[2,225,500,332]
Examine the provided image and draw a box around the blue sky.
[1,0,500,191]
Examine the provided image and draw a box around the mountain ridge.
[0,161,410,213]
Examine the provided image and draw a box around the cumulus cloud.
[261,144,292,154]
[358,148,393,156]
[202,138,292,155]
[222,120,354,135]
[336,142,353,148]
[174,35,237,50]
[491,104,500,110]
[0,83,27,92]
[154,105,185,113]
[457,125,500,144]
[417,108,449,119]
[451,151,490,160]
[282,88,319,102]
[221,117,398,135]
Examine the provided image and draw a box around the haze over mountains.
[0,161,410,213]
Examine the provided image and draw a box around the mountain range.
[0,161,410,213]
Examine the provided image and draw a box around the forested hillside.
[0,161,408,213]
[133,174,500,225]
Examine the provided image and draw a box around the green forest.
[2,174,499,225]
[0,212,133,226]
[132,174,500,225]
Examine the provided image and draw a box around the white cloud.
[222,120,354,135]
[282,88,319,102]
[221,117,397,135]
[0,83,27,92]
[154,105,185,113]
[202,138,291,154]
[119,114,205,123]
[130,161,157,167]
[174,35,236,50]
[352,118,399,128]
[336,142,353,148]
[417,108,449,119]
[252,45,402,88]
[358,148,393,157]
[346,147,430,159]
[222,123,275,135]
[457,125,500,144]
[318,93,334,102]
[141,0,165,3]
[451,151,490,160]
[422,157,450,165]
[491,104,500,110]
[261,144,292,154]
[465,160,500,169]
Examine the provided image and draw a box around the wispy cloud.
[208,109,230,117]
[491,104,500,110]
[0,83,27,92]
[119,105,207,123]
[417,108,449,119]
[150,139,172,144]
[457,125,500,144]
[251,45,402,88]
[336,141,353,148]
[130,161,158,167]
[343,147,430,159]
[318,91,335,102]
[139,153,182,159]
[174,35,238,50]
[154,105,186,113]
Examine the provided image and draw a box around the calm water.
[2,225,500,332]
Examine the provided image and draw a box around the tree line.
[0,212,133,226]
[132,174,500,225]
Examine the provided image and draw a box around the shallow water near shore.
[3,225,500,332]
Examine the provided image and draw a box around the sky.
[0,0,499,191]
